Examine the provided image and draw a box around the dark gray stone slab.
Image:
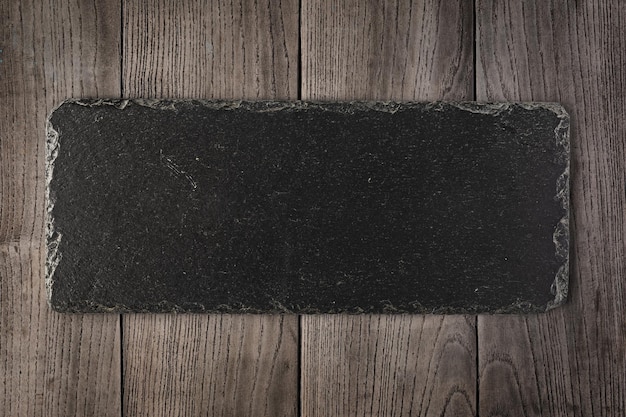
[46,100,569,313]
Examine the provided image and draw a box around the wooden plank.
[476,1,626,415]
[121,1,299,416]
[300,1,477,416]
[302,316,477,416]
[123,315,297,416]
[0,0,121,416]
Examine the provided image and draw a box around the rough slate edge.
[44,99,570,314]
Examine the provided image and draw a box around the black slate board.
[46,100,569,313]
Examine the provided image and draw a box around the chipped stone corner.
[45,112,62,307]
[431,101,570,120]
[547,105,570,311]
[525,101,571,123]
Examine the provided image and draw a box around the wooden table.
[1,1,624,416]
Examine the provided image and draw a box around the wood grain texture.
[123,0,298,100]
[0,0,121,416]
[302,316,477,417]
[123,315,297,417]
[301,0,473,101]
[300,1,476,416]
[477,1,626,416]
[121,1,299,416]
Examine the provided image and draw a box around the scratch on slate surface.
[159,149,198,190]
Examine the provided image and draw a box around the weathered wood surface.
[121,1,299,416]
[477,1,626,416]
[300,1,477,416]
[0,0,122,416]
[302,315,477,417]
[2,0,624,415]
[123,315,297,417]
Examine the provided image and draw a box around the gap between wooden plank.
[473,1,479,415]
[119,2,125,416]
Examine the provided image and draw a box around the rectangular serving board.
[46,100,569,313]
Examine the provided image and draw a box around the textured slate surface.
[45,100,569,313]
